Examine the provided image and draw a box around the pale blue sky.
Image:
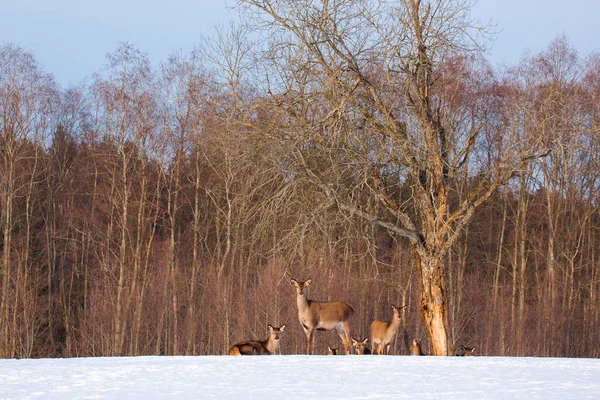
[1,0,599,87]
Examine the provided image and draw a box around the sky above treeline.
[1,0,599,87]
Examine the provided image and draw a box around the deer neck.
[264,335,278,354]
[389,316,401,332]
[296,292,310,313]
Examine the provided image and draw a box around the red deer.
[456,345,476,356]
[290,278,354,355]
[352,338,371,354]
[228,325,285,356]
[327,346,339,355]
[370,305,405,355]
[410,337,424,356]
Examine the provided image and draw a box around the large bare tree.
[237,0,550,355]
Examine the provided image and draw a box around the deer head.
[391,305,403,320]
[352,337,369,354]
[268,324,286,342]
[459,344,476,356]
[290,278,312,297]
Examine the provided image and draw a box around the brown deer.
[456,345,476,356]
[290,278,354,355]
[410,337,424,356]
[228,325,286,356]
[370,304,405,355]
[327,346,339,355]
[352,338,371,355]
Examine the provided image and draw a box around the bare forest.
[2,0,600,358]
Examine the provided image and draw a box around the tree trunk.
[114,150,128,356]
[414,250,451,356]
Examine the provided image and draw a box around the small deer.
[352,337,371,355]
[327,346,339,355]
[410,337,424,356]
[370,304,405,355]
[456,345,476,356]
[228,325,286,356]
[290,278,354,355]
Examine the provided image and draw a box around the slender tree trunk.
[511,177,529,355]
[186,147,203,355]
[127,171,147,356]
[1,157,14,357]
[114,150,128,356]
[132,176,161,355]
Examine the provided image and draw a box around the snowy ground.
[1,355,599,399]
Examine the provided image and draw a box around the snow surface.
[1,355,599,399]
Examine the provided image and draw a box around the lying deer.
[370,305,405,355]
[456,345,476,356]
[228,325,286,356]
[290,278,354,355]
[352,338,371,355]
[410,337,424,356]
[327,346,339,355]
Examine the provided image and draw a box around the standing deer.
[352,338,371,354]
[290,278,354,355]
[228,325,286,356]
[370,304,405,355]
[456,345,476,356]
[410,337,424,356]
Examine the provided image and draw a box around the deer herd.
[229,277,476,357]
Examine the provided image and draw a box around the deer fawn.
[327,346,339,355]
[352,338,371,355]
[410,337,424,356]
[290,278,354,355]
[456,345,476,356]
[228,325,286,356]
[370,304,405,355]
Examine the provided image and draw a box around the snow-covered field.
[1,355,599,399]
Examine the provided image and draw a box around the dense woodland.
[2,0,600,358]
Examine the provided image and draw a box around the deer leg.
[334,325,348,355]
[339,321,352,355]
[305,328,315,355]
[386,343,391,355]
[372,341,378,355]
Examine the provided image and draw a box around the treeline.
[1,32,600,358]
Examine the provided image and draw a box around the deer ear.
[352,338,357,344]
[280,324,286,331]
[391,304,396,310]
[268,324,274,332]
[305,278,312,286]
[364,338,368,343]
[290,278,298,286]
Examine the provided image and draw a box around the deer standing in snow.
[370,304,406,355]
[290,278,354,355]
